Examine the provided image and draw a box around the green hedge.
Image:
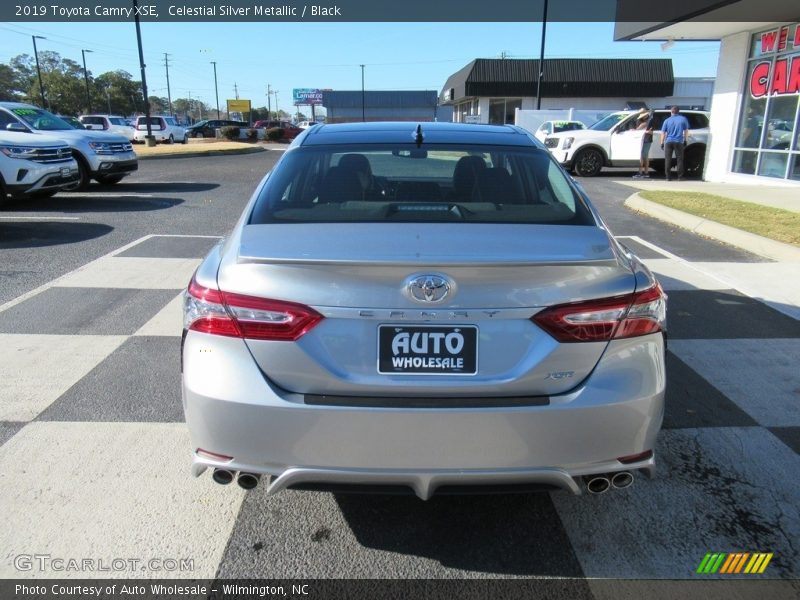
[219,126,241,141]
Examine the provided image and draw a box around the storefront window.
[489,98,521,125]
[733,23,800,180]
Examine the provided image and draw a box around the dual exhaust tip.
[212,468,260,490]
[584,471,633,494]
[214,468,633,495]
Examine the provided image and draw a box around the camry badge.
[407,274,452,304]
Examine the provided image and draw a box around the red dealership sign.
[749,24,800,98]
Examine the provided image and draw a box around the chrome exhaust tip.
[237,472,261,490]
[212,468,235,485]
[611,471,634,489]
[584,475,611,495]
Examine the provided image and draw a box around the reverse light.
[532,284,666,343]
[184,277,323,341]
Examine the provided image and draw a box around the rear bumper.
[182,332,665,498]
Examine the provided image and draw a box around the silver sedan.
[182,122,666,499]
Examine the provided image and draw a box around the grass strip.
[638,191,800,247]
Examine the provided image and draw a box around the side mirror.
[6,122,29,133]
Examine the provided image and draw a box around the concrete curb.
[136,146,267,161]
[624,193,800,262]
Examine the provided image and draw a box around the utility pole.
[234,82,239,100]
[81,49,93,114]
[163,53,173,116]
[536,0,548,110]
[360,64,365,122]
[32,35,47,109]
[266,85,271,120]
[133,0,154,146]
[211,61,220,118]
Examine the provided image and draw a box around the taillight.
[532,284,666,343]
[184,277,323,341]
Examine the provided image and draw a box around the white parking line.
[0,216,80,221]
[57,192,155,198]
[0,234,220,315]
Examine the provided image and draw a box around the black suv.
[185,119,248,138]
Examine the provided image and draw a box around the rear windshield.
[82,117,105,125]
[249,144,594,225]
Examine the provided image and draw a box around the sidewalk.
[615,177,800,320]
[617,178,800,262]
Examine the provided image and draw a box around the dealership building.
[439,58,713,124]
[615,2,799,184]
[321,90,449,124]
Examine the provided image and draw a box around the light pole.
[536,0,548,110]
[211,61,220,118]
[360,64,365,122]
[32,35,47,108]
[81,49,93,113]
[133,0,154,146]
[266,85,272,120]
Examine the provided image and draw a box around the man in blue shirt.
[660,106,690,180]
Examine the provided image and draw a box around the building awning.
[439,58,674,104]
[322,91,438,109]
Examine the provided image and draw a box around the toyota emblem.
[407,274,452,304]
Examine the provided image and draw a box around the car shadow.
[3,195,184,214]
[333,491,585,576]
[0,221,113,249]
[95,182,220,193]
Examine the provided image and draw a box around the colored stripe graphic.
[696,553,713,574]
[698,552,773,575]
[720,553,737,574]
[758,553,773,573]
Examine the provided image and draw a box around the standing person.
[660,106,690,180]
[634,110,654,178]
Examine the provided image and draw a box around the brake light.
[184,277,323,341]
[532,284,666,343]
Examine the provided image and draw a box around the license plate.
[61,167,71,177]
[378,325,478,375]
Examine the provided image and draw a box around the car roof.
[299,121,534,146]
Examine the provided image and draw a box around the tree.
[148,95,168,114]
[95,70,141,115]
[0,64,23,101]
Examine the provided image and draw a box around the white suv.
[133,116,187,144]
[544,109,710,178]
[79,114,136,142]
[0,130,79,207]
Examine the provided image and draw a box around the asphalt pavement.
[0,157,798,598]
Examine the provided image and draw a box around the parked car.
[0,102,137,190]
[182,121,666,498]
[533,120,586,142]
[297,120,323,129]
[185,119,248,139]
[252,120,303,139]
[0,130,79,206]
[544,109,710,177]
[133,115,187,144]
[58,115,85,129]
[79,114,136,142]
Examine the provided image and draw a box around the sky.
[0,21,720,115]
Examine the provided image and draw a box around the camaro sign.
[749,24,800,98]
[293,89,323,105]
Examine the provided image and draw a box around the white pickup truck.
[543,109,710,178]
